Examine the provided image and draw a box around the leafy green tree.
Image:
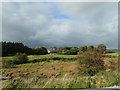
[97,44,106,53]
[58,47,79,55]
[58,47,72,55]
[35,47,48,55]
[69,47,79,55]
[40,47,48,55]
[79,46,87,52]
[87,45,94,51]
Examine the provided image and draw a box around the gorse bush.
[13,53,28,64]
[78,51,105,76]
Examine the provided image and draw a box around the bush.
[52,57,62,60]
[13,53,28,64]
[2,60,15,68]
[77,51,105,76]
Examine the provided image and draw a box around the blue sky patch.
[53,14,70,19]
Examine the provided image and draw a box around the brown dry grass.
[1,54,119,88]
[2,60,79,79]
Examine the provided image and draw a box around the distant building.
[47,50,51,53]
[47,48,57,54]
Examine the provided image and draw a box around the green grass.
[2,54,77,62]
[28,54,77,61]
[106,52,118,56]
[2,52,118,62]
[2,52,118,61]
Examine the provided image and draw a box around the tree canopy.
[1,42,48,56]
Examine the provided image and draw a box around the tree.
[87,45,94,51]
[58,47,79,55]
[2,41,33,56]
[58,47,72,55]
[79,46,87,52]
[97,44,106,53]
[35,47,48,55]
[40,47,48,55]
[69,47,79,55]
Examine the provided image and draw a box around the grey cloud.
[2,2,118,49]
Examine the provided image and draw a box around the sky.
[2,2,118,49]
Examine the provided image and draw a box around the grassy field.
[2,54,77,61]
[2,52,118,61]
[1,53,120,88]
[106,53,118,56]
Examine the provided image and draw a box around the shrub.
[52,57,62,60]
[2,60,14,68]
[13,53,28,64]
[77,51,105,76]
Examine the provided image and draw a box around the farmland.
[1,53,119,88]
[2,54,77,61]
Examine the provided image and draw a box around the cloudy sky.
[2,2,118,48]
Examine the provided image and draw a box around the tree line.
[1,41,107,57]
[57,44,106,55]
[1,42,48,57]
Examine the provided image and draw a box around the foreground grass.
[1,54,119,88]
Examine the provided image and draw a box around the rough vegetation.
[12,53,28,64]
[1,52,119,88]
[77,51,105,76]
[1,41,119,88]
